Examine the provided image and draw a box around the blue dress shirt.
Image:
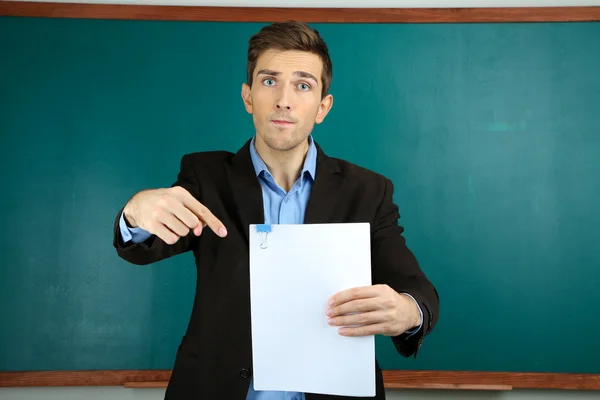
[119,135,422,400]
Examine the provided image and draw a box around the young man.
[113,21,439,400]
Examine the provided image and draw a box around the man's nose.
[276,85,291,110]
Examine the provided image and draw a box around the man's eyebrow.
[256,69,280,77]
[294,71,319,84]
[256,69,319,84]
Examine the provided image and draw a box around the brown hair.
[246,21,333,99]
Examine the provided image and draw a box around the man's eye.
[263,78,276,86]
[298,83,311,91]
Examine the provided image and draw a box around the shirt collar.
[249,135,317,181]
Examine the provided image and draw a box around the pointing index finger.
[178,188,228,238]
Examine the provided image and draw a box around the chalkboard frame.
[1,0,600,391]
[0,1,600,22]
[2,369,600,390]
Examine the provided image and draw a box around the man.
[113,20,439,400]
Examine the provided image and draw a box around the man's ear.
[241,83,253,114]
[315,94,334,124]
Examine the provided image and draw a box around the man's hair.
[247,21,333,99]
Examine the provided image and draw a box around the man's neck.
[254,136,309,192]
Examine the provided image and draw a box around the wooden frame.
[1,1,600,22]
[2,370,600,390]
[1,0,600,391]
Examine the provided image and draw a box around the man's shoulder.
[183,150,236,165]
[330,156,390,185]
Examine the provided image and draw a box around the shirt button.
[240,368,251,379]
[284,198,289,203]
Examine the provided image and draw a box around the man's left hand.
[326,284,422,337]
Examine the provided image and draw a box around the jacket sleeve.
[370,177,440,358]
[112,154,201,266]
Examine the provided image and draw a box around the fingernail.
[328,318,336,325]
[329,299,334,306]
[338,328,347,335]
[326,308,332,316]
[219,227,227,237]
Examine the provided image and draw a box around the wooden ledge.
[1,370,600,390]
[1,2,600,23]
[123,381,169,388]
[123,381,513,390]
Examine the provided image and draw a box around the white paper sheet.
[249,223,375,397]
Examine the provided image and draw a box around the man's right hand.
[123,186,227,245]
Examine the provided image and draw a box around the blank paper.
[249,223,375,397]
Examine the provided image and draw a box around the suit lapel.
[304,142,346,224]
[225,139,346,238]
[225,140,264,244]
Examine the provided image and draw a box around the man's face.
[242,49,333,152]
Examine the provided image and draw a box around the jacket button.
[240,368,251,379]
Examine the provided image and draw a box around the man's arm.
[370,177,439,357]
[113,153,226,265]
[325,177,438,357]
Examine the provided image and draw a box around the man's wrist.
[123,204,138,228]
[400,293,422,329]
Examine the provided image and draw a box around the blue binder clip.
[257,224,271,249]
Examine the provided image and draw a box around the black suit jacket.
[113,140,439,400]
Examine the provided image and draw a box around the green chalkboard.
[1,16,599,374]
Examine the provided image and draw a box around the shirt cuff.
[119,211,152,244]
[401,292,423,338]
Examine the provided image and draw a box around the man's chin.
[262,133,306,152]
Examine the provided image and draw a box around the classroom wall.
[3,0,598,399]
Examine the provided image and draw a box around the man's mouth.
[271,119,295,125]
